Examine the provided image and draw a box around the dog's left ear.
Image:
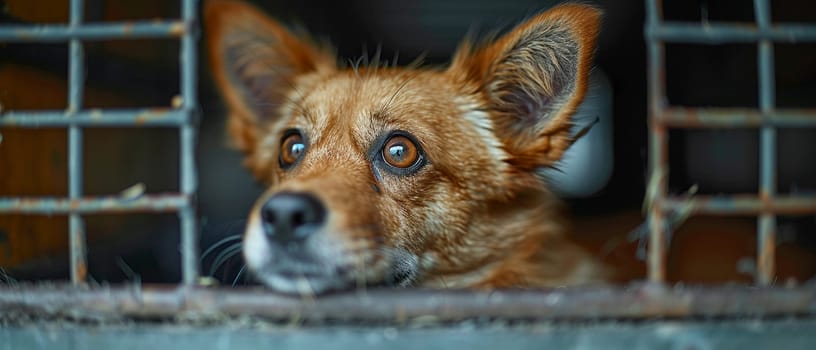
[449,4,601,171]
[204,0,335,156]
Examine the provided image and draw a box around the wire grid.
[0,0,200,285]
[645,0,816,285]
[1,0,816,323]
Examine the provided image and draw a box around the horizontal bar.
[0,194,189,214]
[664,195,816,215]
[0,21,186,42]
[646,22,816,44]
[7,321,816,350]
[0,284,815,321]
[0,109,190,127]
[656,107,816,128]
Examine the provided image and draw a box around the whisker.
[232,264,248,287]
[209,243,243,276]
[200,234,242,262]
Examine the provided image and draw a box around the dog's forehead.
[296,69,460,146]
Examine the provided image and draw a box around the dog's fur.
[205,0,607,293]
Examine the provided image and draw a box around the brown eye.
[382,135,419,169]
[279,132,306,168]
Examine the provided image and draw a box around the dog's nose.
[260,192,326,244]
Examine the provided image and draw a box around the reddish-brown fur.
[205,0,607,293]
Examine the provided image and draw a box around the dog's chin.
[247,251,421,295]
[249,259,420,295]
[243,225,421,294]
[254,271,353,295]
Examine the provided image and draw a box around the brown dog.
[205,0,606,293]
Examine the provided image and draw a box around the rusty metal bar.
[644,0,816,286]
[663,195,816,215]
[0,194,190,214]
[179,0,200,286]
[0,21,186,42]
[0,109,189,127]
[645,0,668,283]
[646,22,816,44]
[0,0,200,285]
[1,285,815,321]
[657,108,816,128]
[755,0,777,286]
[68,0,88,285]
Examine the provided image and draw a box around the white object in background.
[538,69,614,198]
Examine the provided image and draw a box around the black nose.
[260,192,326,245]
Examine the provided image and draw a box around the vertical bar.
[646,0,668,283]
[755,0,776,286]
[69,0,88,285]
[179,0,200,286]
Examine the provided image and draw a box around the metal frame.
[1,0,816,325]
[6,319,816,350]
[645,0,816,285]
[2,284,816,321]
[0,0,200,285]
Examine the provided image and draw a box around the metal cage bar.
[2,285,816,321]
[646,23,816,43]
[0,109,190,127]
[645,0,668,283]
[755,0,777,286]
[67,0,87,285]
[179,0,200,286]
[0,0,199,285]
[0,21,186,42]
[657,107,816,128]
[663,195,816,215]
[645,0,816,285]
[0,194,190,214]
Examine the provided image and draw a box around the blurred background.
[1,0,815,285]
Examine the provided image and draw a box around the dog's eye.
[382,135,419,169]
[280,132,306,167]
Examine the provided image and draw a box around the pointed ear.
[449,4,601,171]
[205,0,335,152]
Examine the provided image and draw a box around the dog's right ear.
[205,0,335,153]
[448,4,600,173]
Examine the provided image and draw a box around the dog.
[205,0,607,294]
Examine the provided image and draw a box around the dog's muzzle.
[244,190,421,293]
[245,190,353,293]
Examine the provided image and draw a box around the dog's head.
[205,0,600,293]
